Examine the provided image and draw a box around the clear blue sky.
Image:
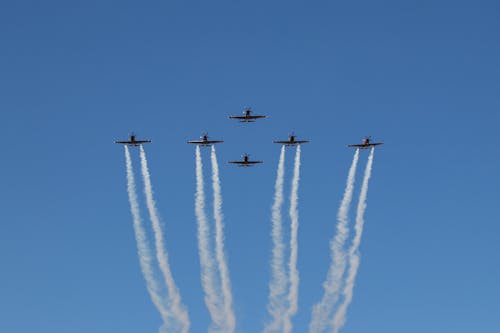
[1,1,499,332]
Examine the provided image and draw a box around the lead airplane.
[187,133,224,146]
[115,133,152,146]
[348,137,384,149]
[229,154,263,167]
[229,108,266,123]
[274,133,309,146]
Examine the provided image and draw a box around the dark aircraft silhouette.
[229,154,263,166]
[188,133,224,146]
[229,108,266,123]
[115,134,152,146]
[348,137,384,149]
[274,133,309,146]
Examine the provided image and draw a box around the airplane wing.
[188,140,224,145]
[274,140,309,145]
[115,140,151,145]
[229,115,266,121]
[348,142,382,148]
[229,161,262,166]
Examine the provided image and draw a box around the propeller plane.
[229,154,263,166]
[274,133,309,146]
[188,133,224,146]
[229,108,266,123]
[348,137,383,149]
[115,133,152,146]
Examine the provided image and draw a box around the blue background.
[0,1,499,332]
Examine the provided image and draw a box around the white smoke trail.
[283,145,302,333]
[331,147,375,333]
[195,146,225,331]
[139,145,190,333]
[264,146,287,333]
[309,149,360,333]
[210,146,236,333]
[124,146,172,330]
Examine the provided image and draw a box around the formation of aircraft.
[187,133,224,146]
[274,133,310,146]
[116,110,383,167]
[348,137,384,149]
[115,134,152,146]
[229,108,267,123]
[229,154,263,167]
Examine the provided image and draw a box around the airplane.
[274,133,309,146]
[229,154,263,166]
[229,108,266,122]
[348,137,384,149]
[115,133,152,146]
[187,133,224,146]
